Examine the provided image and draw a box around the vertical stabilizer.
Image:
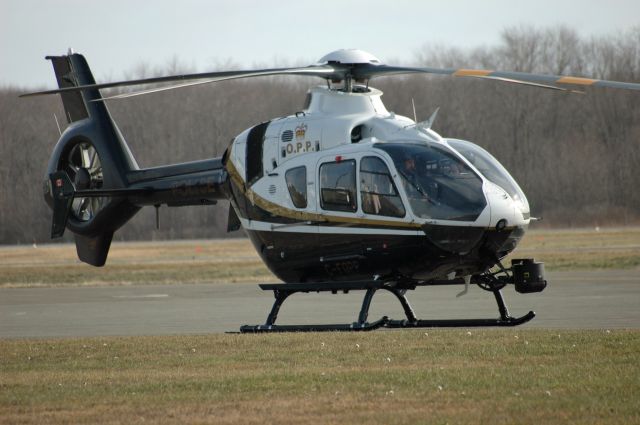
[43,52,141,266]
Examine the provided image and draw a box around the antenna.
[411,98,417,123]
[53,114,62,136]
[155,204,160,229]
[408,106,440,133]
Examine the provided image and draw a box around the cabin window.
[285,166,307,208]
[360,157,405,217]
[320,160,357,212]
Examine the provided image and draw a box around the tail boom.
[42,51,230,266]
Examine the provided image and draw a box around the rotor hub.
[317,49,382,65]
[74,167,91,190]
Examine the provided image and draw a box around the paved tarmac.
[1,270,638,338]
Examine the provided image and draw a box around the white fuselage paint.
[229,85,530,234]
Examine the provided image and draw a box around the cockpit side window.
[320,160,357,212]
[360,156,405,217]
[446,139,530,214]
[285,166,307,208]
[375,143,486,221]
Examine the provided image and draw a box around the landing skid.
[239,279,536,333]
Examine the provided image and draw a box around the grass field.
[0,227,639,287]
[1,330,638,424]
[2,228,639,423]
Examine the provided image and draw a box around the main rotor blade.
[356,64,640,91]
[20,65,338,98]
[94,67,336,101]
[471,75,584,93]
[21,56,640,100]
[96,78,224,101]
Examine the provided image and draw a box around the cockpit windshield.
[446,139,530,215]
[375,143,486,221]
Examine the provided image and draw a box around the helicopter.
[23,49,640,332]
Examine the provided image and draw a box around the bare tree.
[1,26,639,245]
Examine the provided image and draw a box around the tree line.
[0,25,638,244]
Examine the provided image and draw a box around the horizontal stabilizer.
[48,170,152,239]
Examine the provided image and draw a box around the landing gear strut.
[240,259,545,332]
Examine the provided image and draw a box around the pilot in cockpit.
[401,157,421,195]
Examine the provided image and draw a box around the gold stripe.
[453,69,493,77]
[226,159,422,230]
[556,76,597,86]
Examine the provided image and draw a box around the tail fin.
[47,51,92,123]
[74,233,114,267]
[44,51,141,266]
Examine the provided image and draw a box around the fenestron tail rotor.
[63,142,105,222]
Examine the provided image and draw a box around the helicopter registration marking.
[284,140,316,155]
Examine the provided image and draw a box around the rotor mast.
[317,49,381,93]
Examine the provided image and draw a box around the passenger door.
[314,155,364,275]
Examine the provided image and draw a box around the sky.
[1,0,639,89]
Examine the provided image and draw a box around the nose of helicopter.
[484,181,530,229]
[421,182,529,258]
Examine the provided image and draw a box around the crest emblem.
[295,123,307,140]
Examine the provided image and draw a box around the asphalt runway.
[1,270,638,338]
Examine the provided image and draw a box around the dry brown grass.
[0,239,276,287]
[507,227,640,270]
[0,227,638,287]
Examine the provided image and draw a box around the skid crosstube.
[239,279,536,333]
